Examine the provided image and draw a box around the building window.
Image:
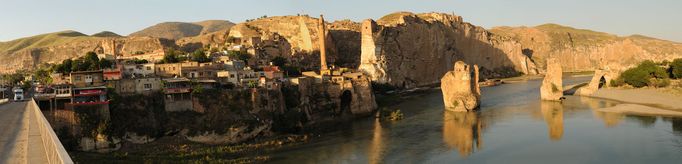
[144,83,152,89]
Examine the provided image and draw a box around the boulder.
[441,61,481,111]
[540,58,564,101]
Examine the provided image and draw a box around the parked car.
[13,87,24,101]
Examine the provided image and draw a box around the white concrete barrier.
[28,99,74,164]
[0,98,8,105]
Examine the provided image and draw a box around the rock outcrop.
[441,61,480,111]
[359,12,538,88]
[575,69,607,96]
[540,58,564,101]
[490,24,682,73]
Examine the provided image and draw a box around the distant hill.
[129,20,235,40]
[91,31,122,37]
[0,30,94,54]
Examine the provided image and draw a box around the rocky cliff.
[359,12,538,88]
[0,31,174,73]
[490,24,682,72]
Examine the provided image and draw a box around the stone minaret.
[318,15,328,71]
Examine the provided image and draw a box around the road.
[0,101,49,164]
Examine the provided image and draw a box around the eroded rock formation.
[491,24,682,73]
[540,58,564,101]
[441,61,480,111]
[359,12,538,88]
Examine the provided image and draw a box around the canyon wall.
[359,12,538,88]
[490,24,682,73]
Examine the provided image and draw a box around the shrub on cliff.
[671,58,682,79]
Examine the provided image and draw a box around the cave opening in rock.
[598,76,606,89]
[340,90,352,115]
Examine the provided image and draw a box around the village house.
[50,73,70,85]
[67,70,109,110]
[162,78,193,112]
[181,62,222,79]
[217,70,240,85]
[114,77,162,95]
[122,63,156,78]
[155,61,199,77]
[262,65,284,80]
[103,67,122,81]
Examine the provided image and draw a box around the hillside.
[129,20,235,40]
[490,24,682,72]
[91,31,122,37]
[0,30,94,54]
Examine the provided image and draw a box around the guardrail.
[28,99,74,164]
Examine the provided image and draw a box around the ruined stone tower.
[358,19,387,83]
[318,15,328,71]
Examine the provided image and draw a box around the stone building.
[162,78,193,112]
[122,63,156,78]
[114,77,162,95]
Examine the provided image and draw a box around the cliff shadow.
[456,33,531,81]
[330,29,361,68]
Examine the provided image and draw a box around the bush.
[610,79,624,87]
[617,60,670,88]
[650,78,670,88]
[671,58,682,79]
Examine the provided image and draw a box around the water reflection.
[579,97,624,127]
[442,111,483,157]
[367,119,385,164]
[540,101,564,141]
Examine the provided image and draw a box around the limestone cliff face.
[490,24,682,73]
[0,36,172,73]
[225,16,364,69]
[359,12,538,88]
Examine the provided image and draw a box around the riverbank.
[70,134,309,163]
[586,87,682,117]
[591,88,682,110]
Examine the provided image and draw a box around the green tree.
[34,68,53,84]
[271,56,287,67]
[618,60,671,87]
[227,51,251,62]
[56,59,73,73]
[84,51,100,70]
[99,59,114,69]
[191,49,210,63]
[161,51,179,64]
[71,58,88,72]
[671,58,682,79]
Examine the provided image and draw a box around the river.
[264,76,682,163]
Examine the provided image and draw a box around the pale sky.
[1,0,680,42]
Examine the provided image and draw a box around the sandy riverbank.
[592,88,682,110]
[588,88,682,116]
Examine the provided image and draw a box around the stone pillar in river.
[540,58,564,101]
[441,61,481,111]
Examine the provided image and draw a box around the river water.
[265,77,682,163]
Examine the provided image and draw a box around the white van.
[13,88,24,101]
